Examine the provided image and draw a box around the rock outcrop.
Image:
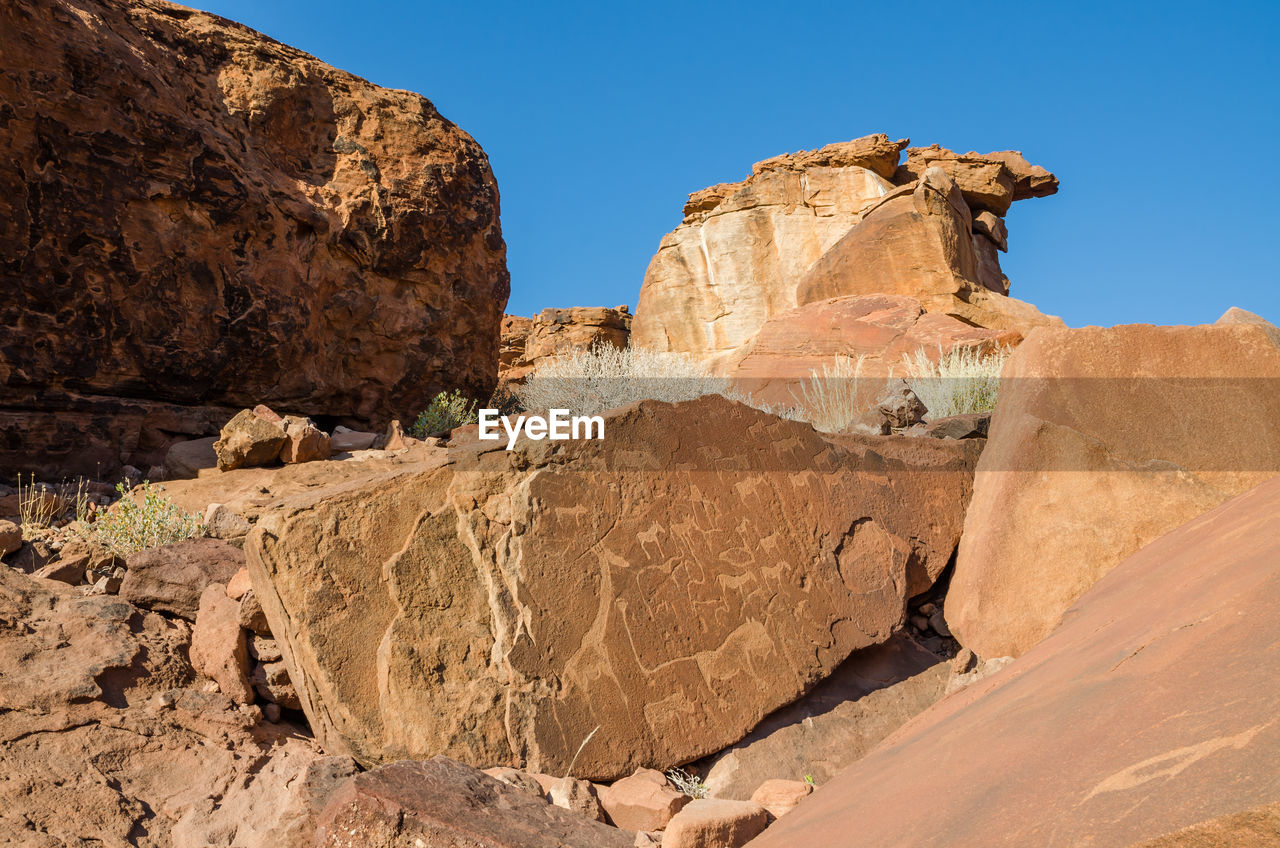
[728,294,1020,407]
[946,316,1280,659]
[749,474,1280,848]
[0,564,342,847]
[0,0,508,480]
[793,168,1060,333]
[632,135,1058,369]
[500,306,632,384]
[246,395,981,780]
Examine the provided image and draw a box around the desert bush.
[87,481,203,557]
[900,345,1010,419]
[410,390,479,438]
[515,344,735,417]
[793,354,891,433]
[666,767,710,799]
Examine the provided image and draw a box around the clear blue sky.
[198,0,1279,327]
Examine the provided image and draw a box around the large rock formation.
[750,474,1280,848]
[246,395,981,780]
[632,135,1059,369]
[729,294,1020,408]
[0,563,347,847]
[946,313,1280,659]
[0,0,508,480]
[632,135,905,366]
[793,168,1060,333]
[500,306,632,384]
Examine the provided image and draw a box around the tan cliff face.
[0,0,509,478]
[632,135,1062,371]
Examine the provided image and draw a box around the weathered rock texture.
[0,565,339,847]
[750,475,1280,848]
[0,0,508,480]
[947,317,1280,659]
[120,537,245,619]
[794,168,1059,333]
[247,395,980,780]
[696,634,948,799]
[633,135,1058,369]
[500,306,632,384]
[728,294,1019,407]
[314,757,634,848]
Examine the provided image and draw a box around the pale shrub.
[666,767,710,799]
[792,354,890,433]
[515,345,736,417]
[88,482,203,557]
[900,345,1010,419]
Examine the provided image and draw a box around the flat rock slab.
[248,396,980,780]
[749,475,1280,848]
[121,537,245,619]
[314,757,633,848]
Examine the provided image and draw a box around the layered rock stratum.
[0,0,508,479]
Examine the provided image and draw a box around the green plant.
[87,481,203,557]
[804,774,816,787]
[410,390,480,438]
[900,345,1010,419]
[666,767,710,799]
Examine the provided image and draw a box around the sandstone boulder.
[190,584,254,704]
[750,780,812,818]
[947,319,1280,658]
[120,538,245,619]
[280,417,332,464]
[205,503,252,539]
[0,520,21,557]
[165,437,219,480]
[729,294,1019,408]
[750,475,1280,848]
[633,135,905,366]
[794,168,1061,333]
[662,799,770,848]
[214,409,288,471]
[314,757,633,848]
[599,769,690,832]
[0,0,507,480]
[247,395,980,779]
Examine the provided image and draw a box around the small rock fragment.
[749,778,812,818]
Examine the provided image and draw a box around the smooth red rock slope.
[749,474,1280,848]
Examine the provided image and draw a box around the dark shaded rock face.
[0,0,509,479]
